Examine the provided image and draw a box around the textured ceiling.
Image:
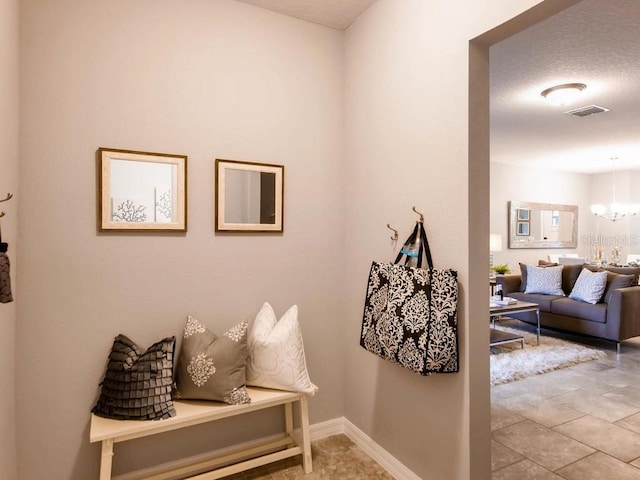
[235,0,378,29]
[237,0,639,174]
[491,0,640,174]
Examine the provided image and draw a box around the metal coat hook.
[0,193,13,203]
[412,206,424,223]
[386,223,399,241]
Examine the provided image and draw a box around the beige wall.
[18,1,343,478]
[343,1,579,478]
[12,0,586,479]
[490,162,593,267]
[0,0,18,478]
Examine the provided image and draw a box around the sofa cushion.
[550,298,608,323]
[605,266,640,285]
[509,292,563,312]
[525,265,564,295]
[603,272,635,303]
[569,268,608,304]
[584,265,640,285]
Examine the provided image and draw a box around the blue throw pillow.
[569,268,608,304]
[524,265,564,295]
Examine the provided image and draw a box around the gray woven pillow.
[524,265,564,295]
[174,316,251,405]
[92,335,176,420]
[569,268,608,304]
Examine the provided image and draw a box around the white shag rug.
[490,326,607,386]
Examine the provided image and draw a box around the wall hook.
[0,212,5,218]
[386,223,399,241]
[412,206,424,223]
[0,193,13,203]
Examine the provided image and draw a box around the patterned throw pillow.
[524,265,564,295]
[92,335,176,420]
[246,303,318,395]
[569,268,608,304]
[174,316,251,405]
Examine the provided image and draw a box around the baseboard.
[311,416,420,480]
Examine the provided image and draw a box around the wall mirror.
[98,148,187,231]
[215,159,284,232]
[508,201,578,249]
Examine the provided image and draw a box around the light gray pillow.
[525,265,564,295]
[174,316,251,405]
[569,268,608,304]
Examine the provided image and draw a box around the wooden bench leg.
[298,396,312,474]
[100,439,114,480]
[284,402,293,438]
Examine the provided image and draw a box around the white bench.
[89,387,312,480]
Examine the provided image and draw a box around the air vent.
[564,104,610,118]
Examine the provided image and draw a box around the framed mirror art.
[508,201,578,249]
[215,159,284,232]
[98,148,187,232]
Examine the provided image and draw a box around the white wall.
[490,162,592,268]
[18,1,343,478]
[0,0,18,477]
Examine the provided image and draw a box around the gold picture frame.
[98,148,187,232]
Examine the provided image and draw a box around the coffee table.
[489,300,540,347]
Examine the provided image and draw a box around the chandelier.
[590,157,640,222]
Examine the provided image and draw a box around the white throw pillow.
[247,302,318,395]
[569,268,608,304]
[525,265,564,295]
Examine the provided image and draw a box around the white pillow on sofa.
[247,302,318,395]
[569,268,608,304]
[525,265,564,295]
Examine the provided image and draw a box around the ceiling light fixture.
[590,157,640,222]
[540,82,587,106]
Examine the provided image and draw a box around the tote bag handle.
[394,221,434,269]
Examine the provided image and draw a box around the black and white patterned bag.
[360,222,458,375]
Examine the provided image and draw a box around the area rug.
[490,326,607,386]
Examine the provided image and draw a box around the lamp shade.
[490,234,503,252]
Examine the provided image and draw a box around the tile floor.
[492,322,640,479]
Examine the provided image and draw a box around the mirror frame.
[98,147,187,232]
[215,158,284,232]
[508,201,578,249]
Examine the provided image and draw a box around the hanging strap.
[394,221,433,269]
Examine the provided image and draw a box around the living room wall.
[18,1,344,478]
[0,0,18,478]
[490,161,593,268]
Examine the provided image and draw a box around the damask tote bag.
[360,221,458,375]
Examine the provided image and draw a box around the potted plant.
[492,264,510,275]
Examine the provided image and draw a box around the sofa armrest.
[606,286,640,341]
[495,274,521,294]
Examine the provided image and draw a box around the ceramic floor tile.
[554,389,640,423]
[553,415,640,462]
[616,412,640,435]
[491,440,524,471]
[556,452,640,479]
[604,385,640,409]
[491,403,527,431]
[491,459,563,480]
[492,419,595,471]
[497,393,585,428]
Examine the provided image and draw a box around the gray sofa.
[495,263,640,350]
